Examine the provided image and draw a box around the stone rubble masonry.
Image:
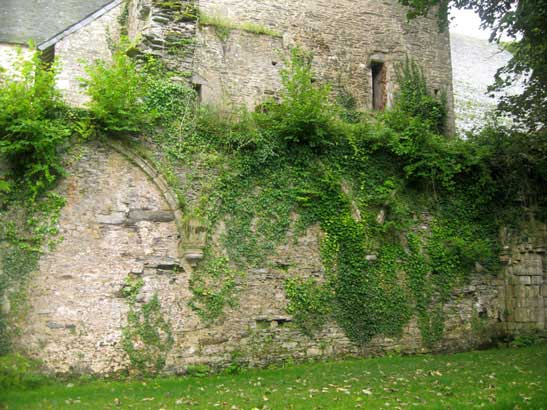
[500,228,547,332]
[126,0,197,75]
[125,0,455,133]
[10,142,545,375]
[3,1,544,375]
[193,0,455,133]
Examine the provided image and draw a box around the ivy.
[121,277,173,375]
[139,50,531,348]
[188,255,243,324]
[284,278,332,336]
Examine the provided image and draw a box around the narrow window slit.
[371,61,386,110]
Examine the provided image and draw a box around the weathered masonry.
[8,1,542,376]
[10,141,547,374]
[125,0,455,132]
[1,0,455,131]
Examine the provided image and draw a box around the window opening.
[371,61,386,110]
[192,83,202,104]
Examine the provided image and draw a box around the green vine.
[121,277,174,375]
[188,255,243,324]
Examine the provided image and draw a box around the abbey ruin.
[0,1,545,375]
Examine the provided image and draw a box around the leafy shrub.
[141,58,197,121]
[468,126,547,218]
[185,364,211,377]
[258,48,337,151]
[510,332,542,348]
[393,57,447,134]
[83,47,155,135]
[0,50,71,198]
[0,354,50,391]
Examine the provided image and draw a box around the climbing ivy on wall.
[188,255,243,324]
[120,276,174,375]
[141,49,541,348]
[2,37,546,358]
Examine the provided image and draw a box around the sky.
[450,8,491,39]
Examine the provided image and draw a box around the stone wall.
[13,143,544,375]
[193,27,283,108]
[55,3,122,106]
[14,143,182,373]
[499,225,546,333]
[126,0,197,75]
[194,0,455,132]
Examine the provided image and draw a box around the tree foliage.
[398,0,547,131]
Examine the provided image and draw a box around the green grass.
[199,13,282,38]
[1,345,546,409]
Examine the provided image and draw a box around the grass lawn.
[1,345,546,410]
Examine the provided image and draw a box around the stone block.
[531,276,544,285]
[511,255,543,276]
[513,308,539,323]
[525,286,541,298]
[518,276,532,285]
[513,298,540,308]
[127,209,175,223]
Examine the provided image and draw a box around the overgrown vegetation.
[120,276,174,375]
[199,12,281,41]
[1,36,546,366]
[0,50,71,354]
[0,354,49,392]
[0,51,71,199]
[399,0,547,131]
[77,46,544,347]
[83,46,156,136]
[188,255,243,324]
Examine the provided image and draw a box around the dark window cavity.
[371,61,386,110]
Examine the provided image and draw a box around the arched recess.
[15,141,204,374]
[107,141,206,272]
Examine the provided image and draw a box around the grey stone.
[127,209,175,223]
[46,321,66,329]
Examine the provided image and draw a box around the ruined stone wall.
[194,0,455,131]
[14,143,182,373]
[55,4,122,106]
[499,225,546,333]
[193,28,283,108]
[126,0,197,75]
[14,143,542,375]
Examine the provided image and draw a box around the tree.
[399,0,547,131]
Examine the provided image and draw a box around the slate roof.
[0,0,115,46]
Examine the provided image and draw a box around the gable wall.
[55,3,122,106]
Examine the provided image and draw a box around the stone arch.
[15,142,198,373]
[107,141,206,272]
